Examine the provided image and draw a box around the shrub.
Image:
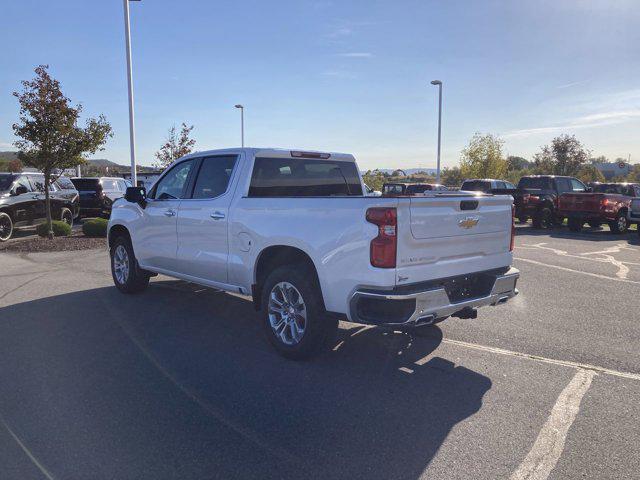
[36,220,72,238]
[82,217,108,237]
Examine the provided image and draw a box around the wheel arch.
[108,223,131,248]
[252,245,324,311]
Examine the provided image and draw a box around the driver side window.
[150,160,195,200]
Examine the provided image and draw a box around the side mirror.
[124,186,146,204]
[13,185,28,196]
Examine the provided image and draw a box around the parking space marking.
[510,369,595,480]
[438,338,640,381]
[0,412,55,480]
[519,242,639,279]
[514,257,640,285]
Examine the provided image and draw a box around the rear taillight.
[366,207,397,268]
[528,195,540,203]
[510,204,515,252]
[601,198,610,207]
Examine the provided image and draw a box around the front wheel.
[0,212,13,242]
[609,212,629,234]
[110,236,150,293]
[532,208,553,229]
[261,265,337,360]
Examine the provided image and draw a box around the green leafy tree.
[459,133,507,180]
[533,135,590,176]
[12,65,112,238]
[441,166,465,186]
[154,123,196,168]
[506,155,531,171]
[362,169,385,192]
[576,164,605,183]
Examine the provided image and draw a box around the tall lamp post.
[124,0,141,187]
[235,104,244,147]
[430,80,443,184]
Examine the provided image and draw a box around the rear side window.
[101,179,119,191]
[31,175,46,192]
[71,179,101,191]
[191,155,237,199]
[249,157,363,197]
[406,184,433,194]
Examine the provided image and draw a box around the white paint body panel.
[109,148,515,318]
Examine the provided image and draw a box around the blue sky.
[1,0,639,169]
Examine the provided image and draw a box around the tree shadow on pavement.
[0,280,492,480]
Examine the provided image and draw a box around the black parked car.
[70,177,131,218]
[0,172,79,242]
[514,175,587,228]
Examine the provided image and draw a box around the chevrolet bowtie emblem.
[458,216,480,229]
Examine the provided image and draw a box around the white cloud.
[557,80,590,89]
[504,109,640,139]
[0,141,15,149]
[335,52,373,58]
[321,70,356,79]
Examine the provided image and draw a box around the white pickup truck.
[108,148,519,359]
[629,197,640,236]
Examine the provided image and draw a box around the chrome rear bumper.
[349,267,519,327]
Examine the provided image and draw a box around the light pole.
[235,104,244,147]
[123,0,141,187]
[430,80,443,184]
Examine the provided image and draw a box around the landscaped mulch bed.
[0,231,106,253]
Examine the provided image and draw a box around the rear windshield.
[461,180,490,192]
[405,184,434,194]
[249,157,363,197]
[0,174,16,190]
[592,184,630,195]
[71,178,101,191]
[518,177,551,190]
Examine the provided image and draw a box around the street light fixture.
[430,80,443,184]
[235,104,244,147]
[123,0,141,187]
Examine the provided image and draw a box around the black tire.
[261,264,337,360]
[60,207,73,227]
[0,212,13,242]
[588,221,601,229]
[568,217,583,232]
[532,208,553,229]
[609,212,629,234]
[110,236,150,293]
[518,216,528,224]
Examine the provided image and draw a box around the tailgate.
[396,194,513,285]
[558,193,603,212]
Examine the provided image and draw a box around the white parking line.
[510,369,595,480]
[514,257,640,285]
[0,413,55,480]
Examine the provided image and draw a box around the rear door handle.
[32,195,40,199]
[210,211,226,220]
[164,209,176,217]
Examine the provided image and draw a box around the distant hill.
[87,158,123,168]
[0,151,19,162]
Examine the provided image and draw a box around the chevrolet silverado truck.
[107,148,519,359]
[514,175,587,228]
[559,183,640,233]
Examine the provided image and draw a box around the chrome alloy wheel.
[113,244,130,285]
[617,215,627,232]
[0,215,12,241]
[268,281,307,346]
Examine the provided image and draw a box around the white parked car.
[108,148,519,359]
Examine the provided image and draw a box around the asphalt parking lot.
[1,225,639,479]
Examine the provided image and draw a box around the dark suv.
[0,172,79,241]
[71,177,131,218]
[515,175,587,228]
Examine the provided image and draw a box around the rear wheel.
[609,212,628,234]
[261,265,337,360]
[588,221,601,229]
[0,212,13,242]
[568,217,583,232]
[110,236,150,293]
[532,208,553,229]
[518,215,528,224]
[60,208,73,227]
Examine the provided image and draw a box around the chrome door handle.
[32,195,40,199]
[164,209,176,217]
[210,211,226,220]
